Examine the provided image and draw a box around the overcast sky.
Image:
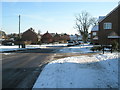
[2,1,119,35]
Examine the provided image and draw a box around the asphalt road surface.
[2,48,59,89]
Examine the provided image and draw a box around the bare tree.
[74,11,97,43]
[91,17,98,26]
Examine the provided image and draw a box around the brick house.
[0,30,8,45]
[21,28,40,44]
[70,34,80,41]
[98,5,120,46]
[41,32,70,44]
[0,30,7,40]
[91,25,99,44]
[53,33,61,42]
[41,31,53,43]
[59,33,70,43]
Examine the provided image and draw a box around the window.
[92,32,96,36]
[104,23,112,29]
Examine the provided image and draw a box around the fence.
[93,45,112,54]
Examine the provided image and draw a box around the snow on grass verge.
[41,43,68,47]
[0,44,68,52]
[58,44,94,53]
[33,52,119,88]
[0,45,26,52]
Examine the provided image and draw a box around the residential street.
[1,2,119,89]
[1,44,96,89]
[2,48,59,89]
[2,44,119,89]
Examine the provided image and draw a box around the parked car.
[78,41,84,44]
[67,41,75,46]
[74,41,79,45]
[3,42,14,46]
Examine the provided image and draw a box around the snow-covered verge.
[41,43,68,47]
[33,52,119,88]
[0,45,26,52]
[0,44,67,52]
[25,44,68,48]
[58,44,94,53]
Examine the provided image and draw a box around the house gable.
[98,5,120,45]
[21,28,38,44]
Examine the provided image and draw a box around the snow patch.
[33,52,119,88]
[58,44,94,53]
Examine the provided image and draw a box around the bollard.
[102,46,104,54]
[111,45,112,53]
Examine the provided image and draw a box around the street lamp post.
[19,15,21,48]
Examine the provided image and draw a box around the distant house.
[90,16,106,44]
[7,33,20,41]
[91,25,99,44]
[21,28,40,44]
[41,32,70,44]
[0,30,7,41]
[59,33,70,43]
[98,16,106,22]
[0,31,17,45]
[50,33,56,37]
[69,34,82,41]
[0,30,7,45]
[41,31,53,43]
[98,5,120,45]
[53,33,61,42]
[70,35,77,41]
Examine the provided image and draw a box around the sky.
[2,1,119,35]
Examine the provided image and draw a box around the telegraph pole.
[19,15,21,48]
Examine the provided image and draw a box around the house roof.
[50,33,56,37]
[23,28,38,36]
[54,33,60,37]
[42,31,53,38]
[99,5,120,23]
[0,30,6,36]
[98,16,105,22]
[91,25,99,31]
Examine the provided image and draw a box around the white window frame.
[92,32,96,36]
[104,23,112,29]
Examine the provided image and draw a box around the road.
[2,48,60,89]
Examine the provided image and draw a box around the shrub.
[111,41,119,51]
